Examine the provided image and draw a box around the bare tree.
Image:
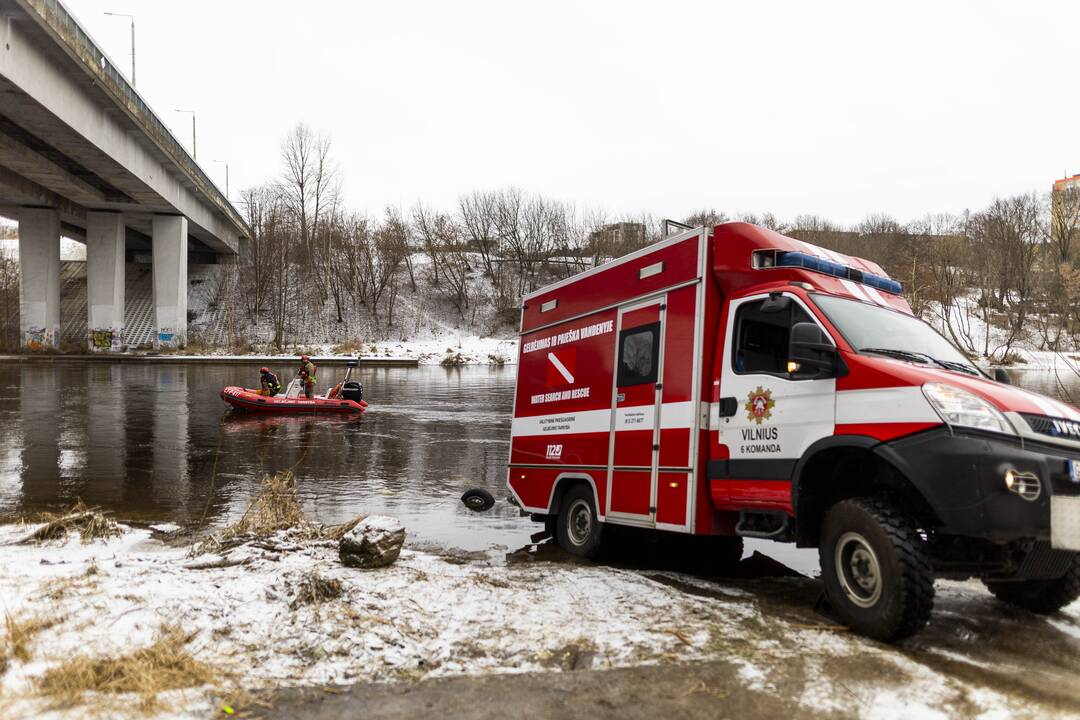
[458,190,500,280]
[0,252,19,350]
[905,214,958,318]
[435,212,471,314]
[279,123,340,299]
[236,184,278,319]
[373,209,410,326]
[738,212,786,232]
[260,192,295,350]
[926,226,976,354]
[967,194,1043,359]
[382,206,416,292]
[684,208,728,228]
[412,202,441,285]
[1050,183,1080,263]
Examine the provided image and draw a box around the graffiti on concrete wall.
[90,328,124,351]
[24,325,58,351]
[155,327,184,350]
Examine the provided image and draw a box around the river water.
[0,363,526,552]
[0,363,1076,559]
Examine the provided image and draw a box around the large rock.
[339,516,405,569]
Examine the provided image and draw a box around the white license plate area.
[1051,495,1080,551]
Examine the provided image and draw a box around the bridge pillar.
[86,211,126,352]
[152,214,187,350]
[18,208,61,350]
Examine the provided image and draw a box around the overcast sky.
[65,0,1080,226]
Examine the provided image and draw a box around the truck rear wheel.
[983,554,1080,614]
[819,498,934,642]
[556,485,604,559]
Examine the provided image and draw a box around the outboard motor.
[339,358,363,402]
[341,381,363,402]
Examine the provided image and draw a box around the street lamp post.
[213,160,229,197]
[103,12,135,87]
[173,109,197,160]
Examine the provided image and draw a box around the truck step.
[735,510,791,540]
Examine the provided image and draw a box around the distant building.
[1052,174,1080,252]
[588,222,647,260]
[1054,173,1080,193]
[1052,173,1080,217]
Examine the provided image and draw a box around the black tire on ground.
[556,484,604,559]
[983,553,1080,614]
[461,488,495,512]
[819,497,934,642]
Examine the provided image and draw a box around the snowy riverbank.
[2,524,1078,719]
[0,336,521,367]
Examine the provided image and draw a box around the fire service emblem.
[745,386,775,424]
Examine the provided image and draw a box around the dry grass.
[182,340,216,356]
[473,574,511,589]
[222,471,306,539]
[195,471,363,554]
[330,340,365,355]
[19,500,121,544]
[440,351,467,367]
[227,339,256,355]
[36,625,217,710]
[3,613,61,664]
[3,613,62,666]
[37,574,94,602]
[289,572,344,610]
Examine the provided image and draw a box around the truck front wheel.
[983,554,1080,613]
[556,485,604,559]
[819,498,934,641]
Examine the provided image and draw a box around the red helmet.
[259,367,269,374]
[300,355,309,362]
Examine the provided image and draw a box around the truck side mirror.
[789,322,837,376]
[993,368,1011,385]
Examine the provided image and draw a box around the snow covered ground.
[925,293,1080,372]
[297,336,519,366]
[148,336,520,365]
[186,253,524,365]
[1,525,1077,719]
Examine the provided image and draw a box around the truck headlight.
[922,383,1015,435]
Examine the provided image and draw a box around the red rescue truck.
[508,222,1080,641]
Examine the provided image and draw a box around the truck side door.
[715,293,836,506]
[607,299,665,524]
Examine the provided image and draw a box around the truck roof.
[711,223,911,314]
[520,222,910,334]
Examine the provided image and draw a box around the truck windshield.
[812,294,981,376]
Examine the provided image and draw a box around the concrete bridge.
[0,0,249,350]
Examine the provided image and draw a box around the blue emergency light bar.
[776,252,903,295]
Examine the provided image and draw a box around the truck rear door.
[608,298,665,524]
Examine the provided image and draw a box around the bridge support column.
[152,214,187,350]
[86,212,126,352]
[18,208,61,350]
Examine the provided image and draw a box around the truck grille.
[1020,413,1080,441]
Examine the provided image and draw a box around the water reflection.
[19,366,60,507]
[2,362,1079,555]
[0,363,525,551]
[85,364,124,504]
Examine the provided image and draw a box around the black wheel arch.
[792,435,941,547]
[547,473,602,518]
